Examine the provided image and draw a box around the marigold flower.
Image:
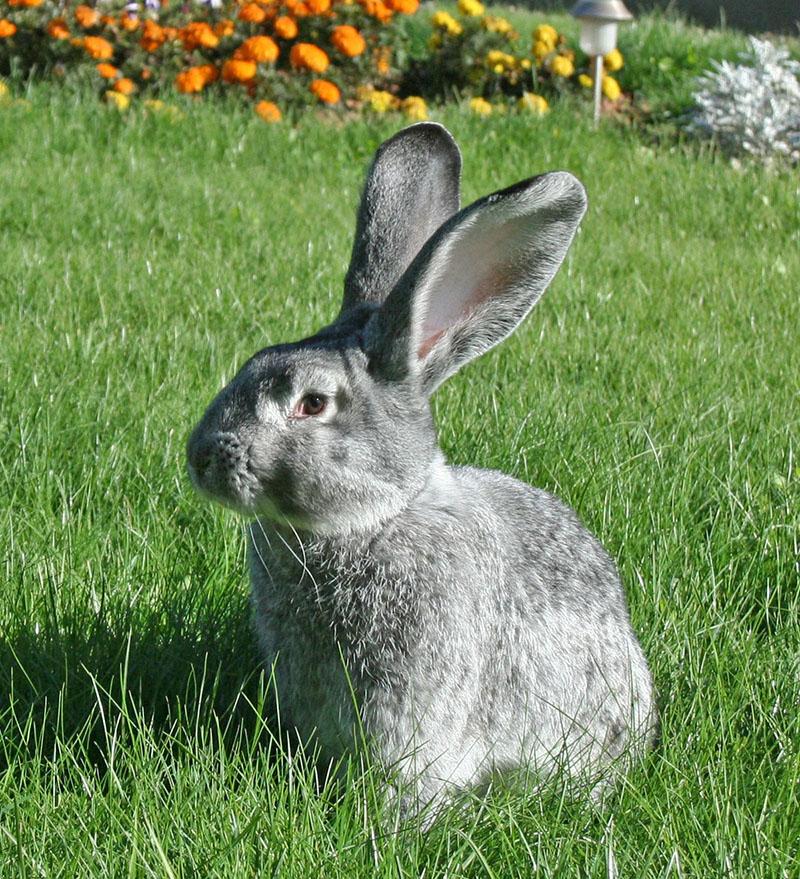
[386,0,418,12]
[214,19,235,37]
[105,90,130,110]
[285,0,311,17]
[361,88,398,112]
[221,59,257,83]
[602,75,621,100]
[457,0,484,16]
[0,19,17,38]
[290,42,329,73]
[273,16,298,39]
[175,64,217,93]
[47,18,70,40]
[96,62,120,79]
[119,14,139,32]
[8,0,42,7]
[431,12,461,36]
[236,35,279,63]
[180,22,219,51]
[100,15,116,27]
[469,96,492,116]
[533,24,557,50]
[113,77,136,95]
[81,36,114,60]
[74,5,100,28]
[359,0,393,23]
[549,55,574,77]
[401,95,427,120]
[373,45,391,75]
[331,25,365,58]
[518,92,548,115]
[532,40,551,62]
[309,78,340,104]
[486,50,515,70]
[578,73,593,88]
[482,15,512,35]
[604,48,624,72]
[238,3,267,23]
[140,20,165,52]
[307,0,331,13]
[255,100,281,122]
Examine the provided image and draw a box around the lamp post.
[570,1,633,126]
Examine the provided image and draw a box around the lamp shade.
[570,1,633,56]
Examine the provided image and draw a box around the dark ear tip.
[377,122,461,168]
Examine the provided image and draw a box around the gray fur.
[187,123,656,813]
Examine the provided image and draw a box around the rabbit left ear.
[365,171,587,394]
[341,123,461,315]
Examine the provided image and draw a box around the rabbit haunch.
[187,123,657,810]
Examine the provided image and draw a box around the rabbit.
[187,122,657,813]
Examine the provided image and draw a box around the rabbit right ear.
[341,123,461,315]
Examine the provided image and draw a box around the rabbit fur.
[187,123,656,811]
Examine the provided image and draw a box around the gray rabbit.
[187,123,656,811]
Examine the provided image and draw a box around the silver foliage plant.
[689,37,800,162]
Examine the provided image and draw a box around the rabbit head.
[187,123,586,535]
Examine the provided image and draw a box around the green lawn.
[0,85,798,876]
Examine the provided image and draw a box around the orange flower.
[273,16,298,39]
[306,0,330,12]
[238,3,267,23]
[47,18,70,40]
[74,5,99,28]
[359,0,393,22]
[175,64,217,93]
[119,14,139,32]
[387,0,418,12]
[285,0,311,16]
[221,59,257,83]
[330,25,365,58]
[0,19,17,38]
[213,19,235,37]
[100,15,116,27]
[140,20,165,52]
[373,46,391,75]
[81,36,114,60]
[114,77,136,95]
[255,100,281,123]
[289,42,329,73]
[309,78,340,104]
[162,26,179,41]
[235,35,279,63]
[8,0,42,7]
[180,22,219,51]
[96,62,120,79]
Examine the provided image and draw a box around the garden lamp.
[570,0,633,125]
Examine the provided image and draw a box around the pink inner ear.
[416,264,512,360]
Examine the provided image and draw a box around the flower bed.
[0,0,628,120]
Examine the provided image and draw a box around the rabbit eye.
[296,393,327,417]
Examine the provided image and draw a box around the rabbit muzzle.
[186,428,261,512]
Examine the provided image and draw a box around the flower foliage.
[0,0,424,120]
[403,9,625,116]
[687,37,800,162]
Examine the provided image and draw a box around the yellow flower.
[549,55,574,77]
[367,89,399,112]
[469,97,492,116]
[518,92,548,115]
[457,0,484,16]
[402,95,427,120]
[533,24,558,50]
[604,48,624,72]
[532,40,552,62]
[519,58,532,70]
[578,73,593,88]
[0,80,9,100]
[602,75,621,100]
[432,11,462,36]
[482,15,513,35]
[105,90,130,111]
[486,50,516,69]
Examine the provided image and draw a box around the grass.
[1,80,799,877]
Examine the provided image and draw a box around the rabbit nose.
[188,440,212,477]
